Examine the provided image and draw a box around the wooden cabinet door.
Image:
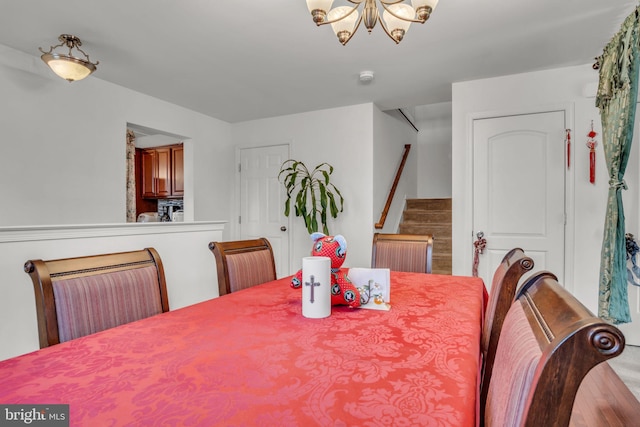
[172,146,184,196]
[141,150,157,198]
[139,144,183,199]
[155,147,171,197]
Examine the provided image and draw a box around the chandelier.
[306,0,439,45]
[39,34,99,82]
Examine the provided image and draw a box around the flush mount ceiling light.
[306,0,439,45]
[39,34,99,82]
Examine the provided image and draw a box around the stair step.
[433,237,452,252]
[431,255,452,274]
[403,210,451,223]
[406,198,452,210]
[399,224,452,237]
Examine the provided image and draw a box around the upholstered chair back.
[24,248,169,348]
[371,233,433,273]
[209,238,277,296]
[483,271,625,427]
[480,248,534,408]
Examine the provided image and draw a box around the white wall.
[414,102,452,198]
[232,103,415,273]
[373,109,418,233]
[232,103,373,273]
[0,44,233,229]
[0,222,224,361]
[0,44,236,360]
[451,64,638,316]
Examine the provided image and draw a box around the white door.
[239,145,290,278]
[473,111,566,287]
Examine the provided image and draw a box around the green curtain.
[595,7,640,324]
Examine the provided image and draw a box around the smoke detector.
[359,70,374,83]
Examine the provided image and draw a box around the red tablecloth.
[0,272,485,426]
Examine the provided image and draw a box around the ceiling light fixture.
[39,34,99,82]
[306,0,438,45]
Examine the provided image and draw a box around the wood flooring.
[570,345,640,427]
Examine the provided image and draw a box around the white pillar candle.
[301,256,331,318]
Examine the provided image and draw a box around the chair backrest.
[480,248,534,408]
[483,271,625,427]
[24,247,169,349]
[209,238,277,296]
[371,233,433,273]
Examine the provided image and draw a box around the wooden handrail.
[375,144,411,229]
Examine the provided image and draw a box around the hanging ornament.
[566,129,572,169]
[586,121,597,184]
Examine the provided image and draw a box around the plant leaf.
[321,170,330,184]
[279,160,343,234]
[322,222,329,235]
[328,192,338,218]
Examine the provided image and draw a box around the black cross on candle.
[305,275,321,303]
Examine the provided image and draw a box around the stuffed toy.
[291,232,361,308]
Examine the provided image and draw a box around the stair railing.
[375,144,411,229]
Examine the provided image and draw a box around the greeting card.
[348,267,391,311]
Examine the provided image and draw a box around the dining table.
[0,271,486,426]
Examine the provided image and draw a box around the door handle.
[280,226,287,231]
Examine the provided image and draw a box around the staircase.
[399,198,452,275]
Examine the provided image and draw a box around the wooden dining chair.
[209,238,277,296]
[482,271,625,427]
[371,233,433,273]
[480,248,534,408]
[24,247,169,349]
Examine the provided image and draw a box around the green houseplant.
[278,159,344,235]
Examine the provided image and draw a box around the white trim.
[563,104,576,294]
[394,194,408,232]
[0,221,226,244]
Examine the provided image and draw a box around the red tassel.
[586,121,597,184]
[566,129,571,169]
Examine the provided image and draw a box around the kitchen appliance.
[137,212,159,222]
[172,211,184,222]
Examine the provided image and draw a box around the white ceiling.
[0,1,636,123]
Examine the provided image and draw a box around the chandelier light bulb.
[307,0,335,23]
[327,6,359,45]
[411,0,439,21]
[382,3,414,43]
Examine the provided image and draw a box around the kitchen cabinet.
[172,146,184,196]
[140,144,183,199]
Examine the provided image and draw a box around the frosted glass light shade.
[411,0,439,9]
[307,0,334,13]
[41,54,95,82]
[307,0,437,45]
[382,4,414,33]
[39,35,98,82]
[328,6,359,35]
